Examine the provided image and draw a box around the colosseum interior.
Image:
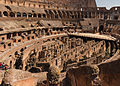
[0,0,119,86]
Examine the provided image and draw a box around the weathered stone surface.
[98,56,120,86]
[2,69,48,86]
[48,66,60,85]
[65,55,120,86]
[32,72,48,86]
[65,65,99,86]
[0,70,5,84]
[2,69,35,86]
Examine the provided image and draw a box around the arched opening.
[10,61,12,68]
[10,12,15,17]
[43,14,46,18]
[49,10,54,18]
[14,56,23,69]
[7,33,11,39]
[17,12,21,17]
[81,11,84,18]
[33,13,37,17]
[56,59,58,66]
[3,11,8,17]
[23,12,27,17]
[66,11,70,18]
[85,12,87,18]
[20,48,24,52]
[78,12,80,18]
[114,15,119,20]
[45,10,50,18]
[28,13,32,17]
[62,11,66,18]
[89,12,91,18]
[15,51,18,55]
[99,25,104,33]
[58,10,62,19]
[38,13,41,18]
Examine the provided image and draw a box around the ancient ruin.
[0,0,119,86]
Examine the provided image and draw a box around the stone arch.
[10,12,15,17]
[104,13,108,19]
[62,11,66,18]
[15,51,18,55]
[89,12,91,18]
[53,10,58,18]
[23,12,27,17]
[24,49,37,71]
[114,15,119,20]
[74,11,77,18]
[45,10,50,18]
[99,25,104,33]
[33,13,37,17]
[49,10,54,18]
[28,13,32,17]
[10,60,12,68]
[20,48,24,52]
[66,11,70,18]
[43,14,46,18]
[77,12,80,18]
[38,13,41,18]
[3,11,8,17]
[14,51,23,69]
[85,12,87,18]
[14,56,23,69]
[17,12,21,17]
[81,11,84,18]
[58,10,62,19]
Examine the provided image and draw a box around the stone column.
[22,61,26,70]
[108,42,111,54]
[43,30,46,36]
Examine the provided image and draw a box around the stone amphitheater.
[0,0,119,86]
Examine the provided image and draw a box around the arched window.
[10,12,15,17]
[15,51,18,55]
[28,13,32,17]
[99,25,104,33]
[43,14,46,18]
[85,12,87,18]
[58,11,62,19]
[17,12,21,17]
[38,13,41,18]
[3,11,8,17]
[33,13,37,17]
[20,48,24,52]
[23,12,27,17]
[89,12,91,18]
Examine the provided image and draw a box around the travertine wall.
[65,53,120,86]
[0,0,97,8]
